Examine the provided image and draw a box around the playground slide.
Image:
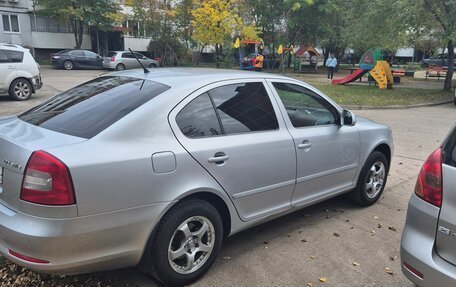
[331,68,369,85]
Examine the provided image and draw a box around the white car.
[103,51,159,70]
[0,43,42,101]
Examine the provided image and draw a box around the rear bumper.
[401,193,456,286]
[0,201,169,274]
[31,75,42,91]
[103,62,116,70]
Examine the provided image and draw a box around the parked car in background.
[0,43,42,101]
[422,53,456,68]
[401,123,456,286]
[0,68,393,286]
[51,49,103,70]
[103,51,159,70]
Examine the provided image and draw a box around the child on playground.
[326,53,337,80]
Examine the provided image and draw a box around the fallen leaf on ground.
[310,256,317,259]
[371,230,376,236]
[319,277,327,282]
[388,226,397,232]
[306,283,313,287]
[374,216,379,219]
[333,232,340,237]
[385,267,393,275]
[352,262,360,266]
[223,256,231,260]
[301,239,307,242]
[378,223,383,228]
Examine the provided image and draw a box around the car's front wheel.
[144,199,223,286]
[9,79,32,101]
[351,151,389,206]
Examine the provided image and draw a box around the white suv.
[0,44,42,101]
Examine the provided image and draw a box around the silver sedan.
[0,68,393,286]
[103,51,159,70]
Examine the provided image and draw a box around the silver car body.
[0,68,393,274]
[103,51,159,70]
[401,124,456,286]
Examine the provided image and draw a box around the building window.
[30,15,74,33]
[2,15,19,33]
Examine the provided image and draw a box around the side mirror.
[343,110,357,126]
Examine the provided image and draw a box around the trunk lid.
[0,116,85,212]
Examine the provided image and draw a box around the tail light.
[21,151,75,205]
[415,148,442,207]
[110,56,116,62]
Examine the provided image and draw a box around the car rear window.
[19,76,170,139]
[107,51,117,57]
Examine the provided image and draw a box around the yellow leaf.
[278,45,283,55]
[353,261,360,266]
[319,277,327,283]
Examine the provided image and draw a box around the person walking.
[326,53,337,80]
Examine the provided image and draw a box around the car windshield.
[19,76,170,138]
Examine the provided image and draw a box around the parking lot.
[1,66,455,286]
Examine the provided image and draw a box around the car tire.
[9,78,32,101]
[148,63,158,68]
[115,63,126,71]
[350,151,389,206]
[63,60,74,70]
[144,199,223,286]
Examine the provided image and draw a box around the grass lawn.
[311,84,453,106]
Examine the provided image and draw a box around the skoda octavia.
[0,68,393,286]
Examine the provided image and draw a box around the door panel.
[170,81,296,221]
[268,81,360,206]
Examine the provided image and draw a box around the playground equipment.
[234,39,264,70]
[331,48,394,89]
[234,38,280,71]
[294,46,324,73]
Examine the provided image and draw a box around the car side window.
[70,50,84,57]
[272,82,339,128]
[5,50,23,62]
[0,49,9,63]
[208,82,278,134]
[176,93,222,138]
[84,51,98,58]
[122,52,133,58]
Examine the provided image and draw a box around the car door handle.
[208,153,229,164]
[298,141,312,149]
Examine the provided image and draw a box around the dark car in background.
[51,50,103,70]
[422,54,456,68]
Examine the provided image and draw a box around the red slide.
[331,68,369,85]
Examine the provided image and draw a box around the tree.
[129,0,184,65]
[191,0,241,64]
[421,0,455,91]
[36,0,120,49]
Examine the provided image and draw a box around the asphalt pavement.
[0,66,455,286]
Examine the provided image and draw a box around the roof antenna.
[129,48,150,74]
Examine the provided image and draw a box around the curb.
[342,100,453,110]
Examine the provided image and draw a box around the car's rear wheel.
[144,199,223,286]
[63,60,74,70]
[9,79,32,101]
[351,151,389,206]
[115,63,126,71]
[148,63,158,68]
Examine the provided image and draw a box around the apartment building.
[0,0,151,60]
